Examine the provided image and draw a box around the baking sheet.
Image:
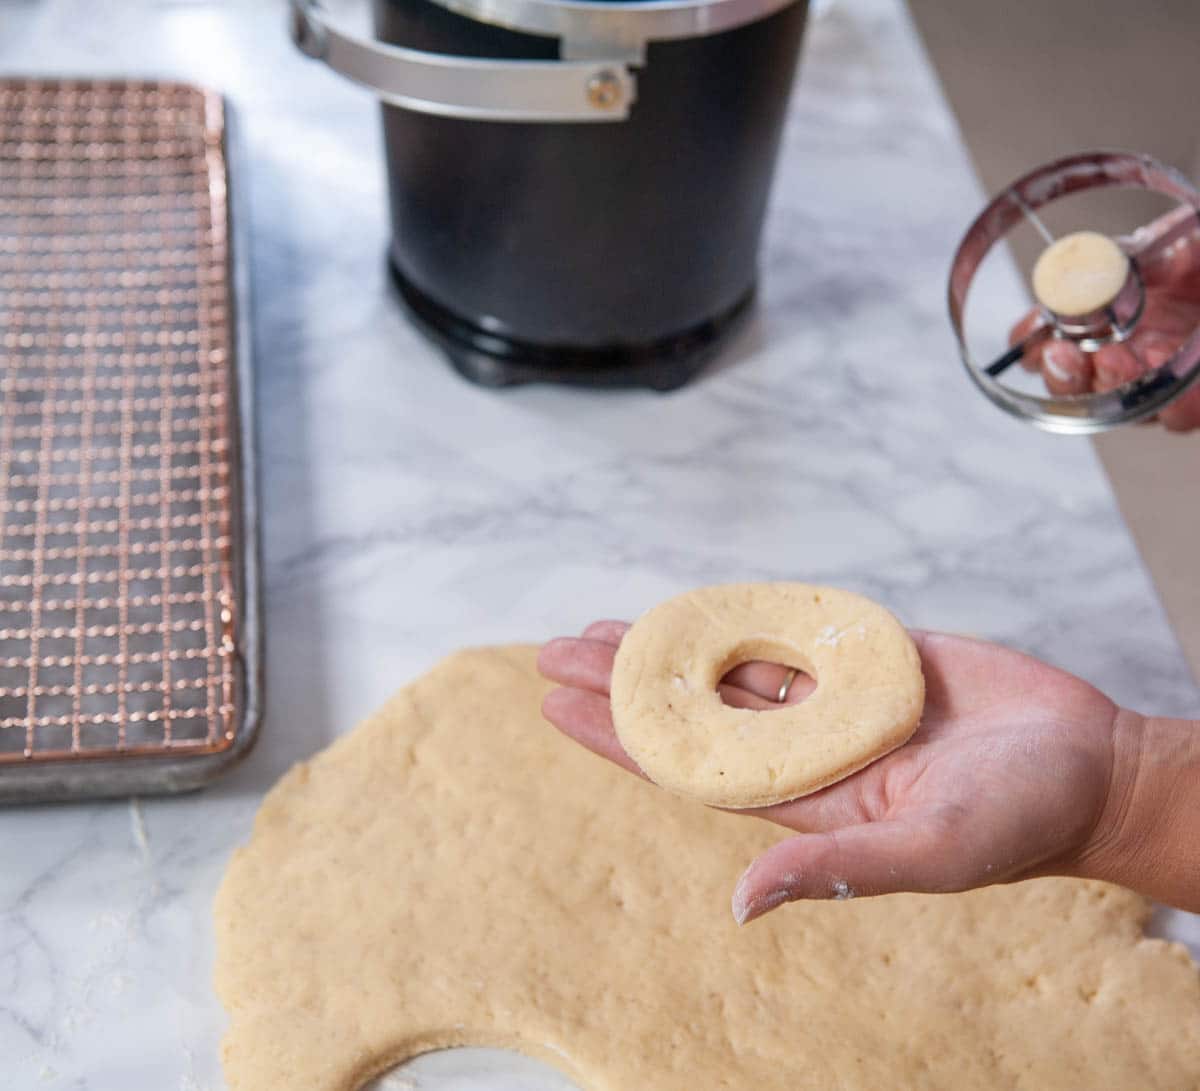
[0,78,262,801]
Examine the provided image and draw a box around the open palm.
[539,623,1126,923]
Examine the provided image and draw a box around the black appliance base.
[390,260,754,392]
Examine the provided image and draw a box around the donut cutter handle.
[948,150,1200,434]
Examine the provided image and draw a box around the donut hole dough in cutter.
[1031,230,1130,318]
[610,583,925,809]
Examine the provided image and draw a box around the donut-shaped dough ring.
[611,583,925,809]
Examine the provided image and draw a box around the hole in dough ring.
[610,583,925,809]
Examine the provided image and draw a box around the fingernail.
[732,865,802,926]
[731,872,753,925]
[732,880,791,926]
[1042,341,1076,383]
[732,872,858,923]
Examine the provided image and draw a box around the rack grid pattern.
[0,79,240,763]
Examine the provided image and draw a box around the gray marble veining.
[1,1,1196,1087]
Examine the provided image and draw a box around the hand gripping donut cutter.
[949,150,1200,434]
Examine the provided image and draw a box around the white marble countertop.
[2,1,1197,1087]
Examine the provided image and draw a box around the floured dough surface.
[611,583,924,807]
[215,647,1200,1091]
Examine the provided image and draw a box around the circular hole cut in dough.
[610,583,924,809]
[1031,230,1130,318]
[367,1047,580,1090]
[718,661,816,707]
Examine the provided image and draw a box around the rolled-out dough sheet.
[215,647,1200,1090]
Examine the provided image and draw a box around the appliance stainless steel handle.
[290,0,637,122]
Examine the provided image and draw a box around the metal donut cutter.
[949,150,1200,434]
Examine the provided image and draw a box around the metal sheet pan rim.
[0,87,263,804]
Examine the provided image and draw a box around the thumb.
[731,818,960,925]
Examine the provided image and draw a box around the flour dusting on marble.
[128,798,152,866]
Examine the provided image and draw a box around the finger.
[731,817,955,925]
[1127,206,1200,290]
[1125,298,1200,431]
[1038,339,1092,395]
[717,682,777,711]
[1009,308,1048,372]
[581,620,629,645]
[1134,340,1174,374]
[1128,330,1181,369]
[1135,294,1200,341]
[1092,342,1146,392]
[1160,383,1200,433]
[721,662,817,705]
[537,637,616,696]
[541,687,644,778]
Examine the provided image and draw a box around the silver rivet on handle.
[587,71,624,111]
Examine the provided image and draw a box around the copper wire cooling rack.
[0,79,260,802]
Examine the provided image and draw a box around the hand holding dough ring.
[610,583,925,808]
